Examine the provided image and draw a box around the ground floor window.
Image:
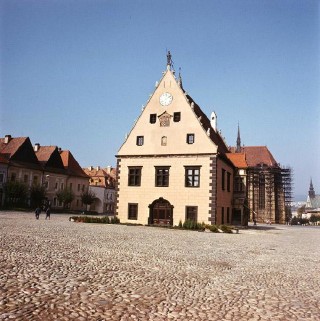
[185,206,198,222]
[128,203,138,220]
[221,207,225,224]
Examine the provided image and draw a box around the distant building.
[83,166,116,214]
[305,179,320,217]
[0,135,89,210]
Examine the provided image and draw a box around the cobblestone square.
[1,212,319,320]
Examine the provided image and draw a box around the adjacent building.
[83,166,116,214]
[0,135,89,210]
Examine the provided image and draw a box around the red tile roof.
[226,153,247,168]
[60,150,88,178]
[35,146,56,165]
[0,137,28,159]
[230,146,278,167]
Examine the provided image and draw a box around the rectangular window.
[234,176,244,192]
[155,167,170,187]
[227,207,230,223]
[0,173,3,183]
[78,184,80,191]
[173,112,181,122]
[33,176,38,185]
[136,136,144,146]
[55,182,58,190]
[150,114,157,124]
[186,206,198,222]
[227,172,231,192]
[221,207,225,224]
[128,203,138,220]
[61,183,64,190]
[128,167,142,186]
[70,183,73,190]
[23,174,29,184]
[186,134,195,144]
[185,166,200,187]
[221,169,226,190]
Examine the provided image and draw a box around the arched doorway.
[148,197,173,226]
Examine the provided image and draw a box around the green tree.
[81,189,96,210]
[56,187,74,209]
[4,181,28,207]
[30,184,46,208]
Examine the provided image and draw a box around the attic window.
[136,136,144,146]
[150,114,157,124]
[173,112,181,122]
[186,134,195,144]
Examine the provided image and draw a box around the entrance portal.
[148,197,173,226]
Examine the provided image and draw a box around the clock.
[159,92,173,106]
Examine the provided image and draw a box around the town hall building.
[115,53,235,226]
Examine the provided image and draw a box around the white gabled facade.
[116,57,233,226]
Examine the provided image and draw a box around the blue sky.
[1,0,319,199]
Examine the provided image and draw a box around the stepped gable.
[226,152,247,168]
[60,150,88,178]
[185,93,229,154]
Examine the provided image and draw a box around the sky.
[0,0,319,200]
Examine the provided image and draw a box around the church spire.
[236,123,241,153]
[309,178,316,198]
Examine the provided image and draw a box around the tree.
[4,181,28,207]
[81,189,96,209]
[30,184,46,208]
[56,187,74,209]
[297,205,306,217]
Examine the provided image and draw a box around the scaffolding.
[246,164,293,224]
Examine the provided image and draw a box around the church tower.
[308,178,316,198]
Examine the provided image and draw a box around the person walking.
[45,207,51,220]
[35,207,41,220]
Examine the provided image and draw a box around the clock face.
[159,92,173,106]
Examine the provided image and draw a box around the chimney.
[4,135,11,144]
[106,166,111,174]
[34,143,40,152]
[89,166,93,171]
[96,166,100,171]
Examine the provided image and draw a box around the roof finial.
[166,50,173,70]
[236,122,241,153]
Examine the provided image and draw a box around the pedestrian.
[35,207,41,220]
[45,207,51,220]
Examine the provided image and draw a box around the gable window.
[128,167,142,186]
[161,136,167,146]
[128,203,138,220]
[23,174,29,184]
[227,172,231,192]
[155,167,170,187]
[222,169,226,190]
[186,134,195,144]
[150,114,157,124]
[186,206,198,222]
[185,166,200,187]
[173,112,181,122]
[33,176,39,185]
[136,136,144,146]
